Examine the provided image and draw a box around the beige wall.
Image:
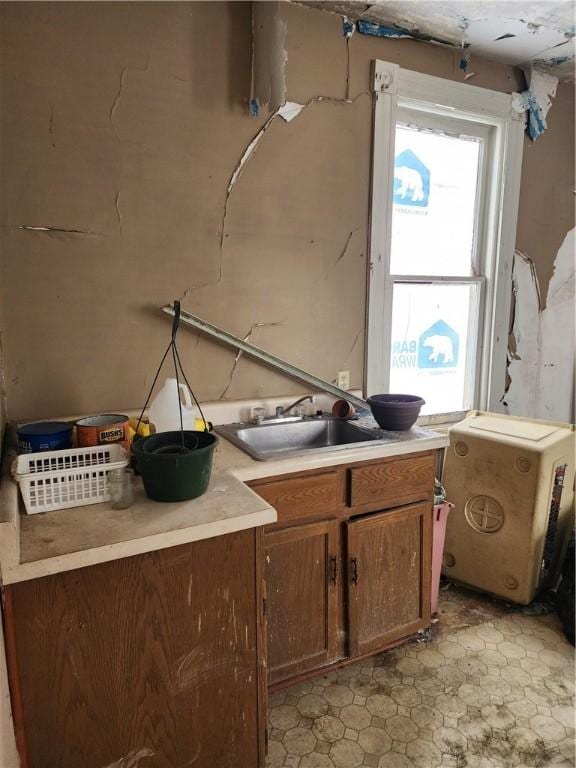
[0,2,574,420]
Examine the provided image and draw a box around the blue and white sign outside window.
[389,283,476,414]
[393,149,430,208]
[418,320,459,369]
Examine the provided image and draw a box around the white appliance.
[442,412,575,604]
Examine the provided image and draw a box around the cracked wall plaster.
[219,99,306,278]
[504,229,575,423]
[218,321,284,400]
[16,225,103,238]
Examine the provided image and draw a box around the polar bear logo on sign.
[418,320,459,369]
[393,149,430,208]
[422,334,454,364]
[394,165,424,203]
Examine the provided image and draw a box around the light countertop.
[0,425,448,585]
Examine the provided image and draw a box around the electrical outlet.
[337,370,350,390]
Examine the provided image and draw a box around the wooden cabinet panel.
[253,471,341,529]
[346,503,432,657]
[348,453,434,511]
[265,520,340,685]
[4,530,265,768]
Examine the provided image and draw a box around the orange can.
[76,414,130,450]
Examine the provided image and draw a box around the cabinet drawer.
[252,472,341,528]
[348,453,434,510]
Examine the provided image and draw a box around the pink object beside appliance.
[431,501,454,615]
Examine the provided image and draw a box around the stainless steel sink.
[215,417,383,461]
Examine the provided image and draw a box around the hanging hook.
[171,300,181,341]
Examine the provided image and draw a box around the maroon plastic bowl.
[367,394,425,431]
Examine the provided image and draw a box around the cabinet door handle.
[350,557,359,585]
[329,555,338,585]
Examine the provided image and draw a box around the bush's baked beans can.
[76,414,130,450]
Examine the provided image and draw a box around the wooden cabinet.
[251,451,436,688]
[3,529,266,768]
[265,520,340,685]
[346,502,432,657]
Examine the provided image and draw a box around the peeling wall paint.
[299,0,576,79]
[357,17,466,47]
[504,229,575,423]
[251,1,287,115]
[358,19,412,40]
[342,15,355,38]
[512,67,558,140]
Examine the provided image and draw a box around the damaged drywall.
[297,0,571,133]
[219,320,284,399]
[0,1,572,419]
[251,1,288,115]
[220,74,366,265]
[357,18,467,48]
[512,67,558,140]
[49,106,56,149]
[226,102,305,198]
[504,229,575,423]
[109,51,153,130]
[16,225,103,238]
[298,1,576,78]
[220,99,306,250]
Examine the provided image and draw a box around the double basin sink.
[216,416,395,461]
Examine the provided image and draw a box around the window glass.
[390,124,481,277]
[389,282,480,414]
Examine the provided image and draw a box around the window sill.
[417,411,467,433]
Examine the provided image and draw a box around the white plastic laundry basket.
[13,445,129,514]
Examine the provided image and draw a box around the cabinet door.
[346,502,432,657]
[4,530,265,768]
[265,520,340,685]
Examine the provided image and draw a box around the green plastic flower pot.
[132,430,218,502]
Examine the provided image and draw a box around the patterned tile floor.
[267,584,575,768]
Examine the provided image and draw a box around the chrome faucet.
[276,395,314,418]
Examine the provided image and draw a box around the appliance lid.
[468,416,560,442]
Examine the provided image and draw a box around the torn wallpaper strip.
[227,102,305,193]
[358,20,411,39]
[277,101,306,122]
[512,68,558,141]
[342,16,355,38]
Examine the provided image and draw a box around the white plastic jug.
[148,378,201,432]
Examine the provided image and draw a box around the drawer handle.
[350,557,359,585]
[329,555,338,585]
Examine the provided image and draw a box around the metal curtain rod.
[161,305,367,410]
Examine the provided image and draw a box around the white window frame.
[366,61,525,422]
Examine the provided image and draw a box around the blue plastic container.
[17,421,73,453]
